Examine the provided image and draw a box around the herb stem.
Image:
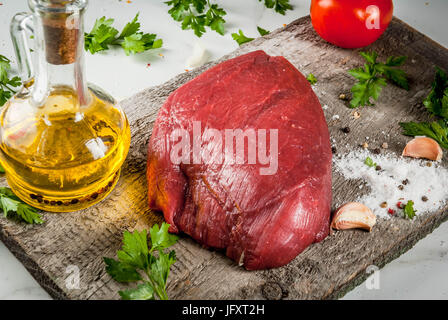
[145,266,168,300]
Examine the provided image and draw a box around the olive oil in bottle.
[1,0,130,212]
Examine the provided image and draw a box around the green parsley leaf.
[85,14,162,55]
[349,76,387,108]
[165,0,227,37]
[385,55,407,67]
[348,51,409,108]
[8,76,21,88]
[118,13,141,39]
[182,13,206,37]
[166,0,190,21]
[119,282,155,300]
[149,222,178,252]
[0,187,43,224]
[403,200,416,220]
[122,33,146,55]
[149,249,177,291]
[364,157,377,168]
[377,56,409,90]
[399,68,448,148]
[117,229,149,269]
[258,0,293,15]
[0,55,21,107]
[383,67,409,90]
[231,29,254,46]
[84,17,118,54]
[400,119,448,149]
[205,4,226,36]
[306,73,317,85]
[359,51,378,64]
[423,67,448,119]
[104,257,143,282]
[104,222,179,300]
[257,26,270,36]
[0,90,13,107]
[0,55,11,82]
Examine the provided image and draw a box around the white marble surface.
[0,0,447,300]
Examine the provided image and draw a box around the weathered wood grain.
[1,16,447,300]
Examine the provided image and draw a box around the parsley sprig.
[104,222,179,300]
[0,55,21,107]
[0,187,43,224]
[165,0,226,37]
[348,52,409,108]
[400,67,448,149]
[84,13,163,55]
[165,0,289,37]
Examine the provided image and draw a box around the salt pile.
[333,150,448,219]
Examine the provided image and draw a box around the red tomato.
[310,0,394,49]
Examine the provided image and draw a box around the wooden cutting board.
[1,16,447,300]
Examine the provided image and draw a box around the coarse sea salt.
[333,149,448,219]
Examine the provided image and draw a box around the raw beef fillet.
[147,50,332,270]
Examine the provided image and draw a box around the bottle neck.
[31,2,88,106]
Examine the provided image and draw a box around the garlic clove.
[185,41,210,69]
[402,137,443,161]
[331,202,376,232]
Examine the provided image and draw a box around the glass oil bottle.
[1,0,131,212]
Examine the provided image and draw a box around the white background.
[0,0,447,299]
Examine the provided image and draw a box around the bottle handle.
[10,13,34,82]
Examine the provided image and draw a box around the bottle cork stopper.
[42,1,79,65]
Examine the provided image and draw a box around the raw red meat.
[147,50,332,270]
